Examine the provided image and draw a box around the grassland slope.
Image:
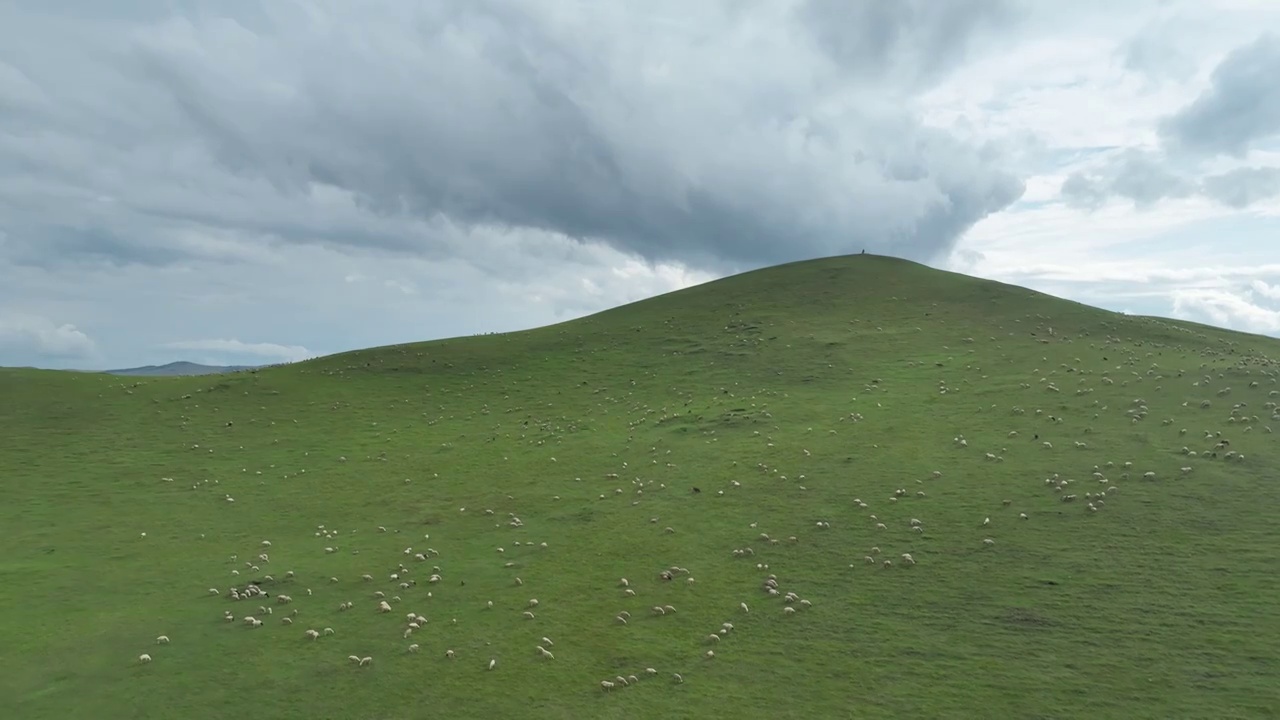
[2,254,1278,720]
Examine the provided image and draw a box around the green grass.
[2,254,1278,719]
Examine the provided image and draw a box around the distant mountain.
[104,361,260,377]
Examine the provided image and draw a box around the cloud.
[0,313,98,365]
[1170,287,1280,335]
[1201,166,1280,208]
[1119,26,1198,84]
[797,0,1019,91]
[161,338,314,363]
[0,0,1026,281]
[1060,149,1195,210]
[1159,32,1280,157]
[1058,150,1280,211]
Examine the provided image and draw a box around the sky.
[2,0,1279,370]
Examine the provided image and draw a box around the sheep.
[705,650,716,659]
[138,654,152,664]
[601,680,615,691]
[304,629,320,640]
[523,611,535,619]
[358,656,372,667]
[323,627,334,635]
[541,636,554,647]
[740,602,749,613]
[408,644,420,653]
[445,649,456,659]
[156,635,170,645]
[488,658,497,671]
[673,673,684,684]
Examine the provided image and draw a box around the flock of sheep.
[131,310,1278,696]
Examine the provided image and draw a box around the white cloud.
[1252,280,1280,301]
[161,339,315,363]
[0,313,98,365]
[1170,287,1280,334]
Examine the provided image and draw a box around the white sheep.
[488,658,497,670]
[138,653,152,664]
[156,635,169,645]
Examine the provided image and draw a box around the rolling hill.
[2,253,1277,719]
[104,362,261,377]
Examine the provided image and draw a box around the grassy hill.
[2,254,1278,720]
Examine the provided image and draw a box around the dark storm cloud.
[0,0,1025,276]
[798,0,1020,90]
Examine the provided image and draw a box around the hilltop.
[2,254,1278,719]
[104,361,262,377]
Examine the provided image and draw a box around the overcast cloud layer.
[2,0,1279,370]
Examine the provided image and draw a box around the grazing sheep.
[445,649,455,659]
[488,658,497,671]
[304,629,320,640]
[138,654,152,664]
[358,657,372,667]
[408,644,420,653]
[601,680,615,691]
[155,635,169,645]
